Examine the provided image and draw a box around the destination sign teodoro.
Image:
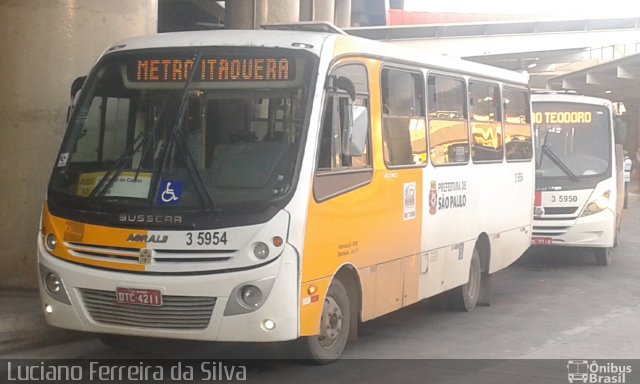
[533,111,592,124]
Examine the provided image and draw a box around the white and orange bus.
[531,92,623,265]
[38,26,534,362]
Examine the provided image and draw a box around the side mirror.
[70,76,86,100]
[327,75,356,101]
[67,75,86,122]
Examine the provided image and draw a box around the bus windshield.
[533,102,611,179]
[49,48,314,214]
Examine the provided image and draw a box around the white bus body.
[38,29,534,361]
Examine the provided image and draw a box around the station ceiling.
[156,2,640,109]
[347,17,640,108]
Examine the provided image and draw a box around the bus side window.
[470,81,503,163]
[381,67,427,168]
[503,87,533,161]
[314,63,372,201]
[427,74,469,165]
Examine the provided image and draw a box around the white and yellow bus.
[38,26,534,362]
[531,92,623,265]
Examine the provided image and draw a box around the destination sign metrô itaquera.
[131,56,294,82]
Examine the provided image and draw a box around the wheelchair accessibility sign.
[157,180,183,205]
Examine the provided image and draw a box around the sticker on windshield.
[157,180,183,205]
[57,152,69,167]
[76,172,152,198]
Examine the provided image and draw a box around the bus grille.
[542,207,579,215]
[66,242,233,264]
[532,225,571,237]
[81,289,216,329]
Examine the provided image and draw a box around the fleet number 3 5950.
[551,195,578,203]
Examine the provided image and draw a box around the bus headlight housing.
[224,277,275,316]
[45,272,62,294]
[39,265,71,305]
[253,242,270,260]
[44,233,58,252]
[240,285,263,308]
[581,191,610,216]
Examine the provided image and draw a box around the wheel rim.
[465,259,480,301]
[318,296,344,350]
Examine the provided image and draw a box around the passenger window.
[381,68,427,167]
[470,81,503,162]
[427,75,469,165]
[314,63,372,201]
[503,87,533,161]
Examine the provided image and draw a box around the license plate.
[531,237,553,246]
[116,287,163,307]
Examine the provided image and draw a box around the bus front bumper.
[531,209,616,248]
[37,238,300,343]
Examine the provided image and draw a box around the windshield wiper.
[153,51,216,212]
[537,129,578,182]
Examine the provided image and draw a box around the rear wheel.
[449,248,481,312]
[594,247,612,266]
[303,279,350,364]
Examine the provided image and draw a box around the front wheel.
[302,279,350,364]
[448,248,481,312]
[594,247,612,266]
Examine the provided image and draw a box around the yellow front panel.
[41,204,147,272]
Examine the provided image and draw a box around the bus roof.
[103,29,528,85]
[532,92,613,107]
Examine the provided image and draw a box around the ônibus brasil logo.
[567,360,632,383]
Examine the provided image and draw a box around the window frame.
[426,71,470,167]
[380,63,428,170]
[468,78,504,164]
[313,60,373,202]
[503,85,533,163]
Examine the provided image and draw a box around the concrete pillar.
[334,0,352,28]
[226,0,257,29]
[259,0,300,26]
[300,0,314,21]
[313,0,335,23]
[0,0,157,289]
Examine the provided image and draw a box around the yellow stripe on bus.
[42,204,147,272]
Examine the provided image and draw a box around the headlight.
[240,285,263,308]
[581,191,610,217]
[253,242,270,260]
[45,272,62,294]
[45,233,58,252]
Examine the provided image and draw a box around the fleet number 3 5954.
[185,231,228,246]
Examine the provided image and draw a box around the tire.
[302,279,351,364]
[594,247,612,266]
[449,248,482,312]
[624,184,629,209]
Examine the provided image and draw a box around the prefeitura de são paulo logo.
[429,180,437,215]
[567,360,632,383]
